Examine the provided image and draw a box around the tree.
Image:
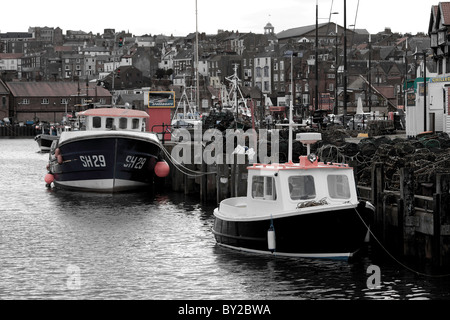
[155,68,166,79]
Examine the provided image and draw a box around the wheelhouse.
[245,162,358,215]
[78,108,149,132]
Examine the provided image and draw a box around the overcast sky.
[1,0,439,36]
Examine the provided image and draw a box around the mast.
[343,0,348,117]
[195,0,200,112]
[315,0,319,111]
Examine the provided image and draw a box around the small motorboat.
[212,132,374,260]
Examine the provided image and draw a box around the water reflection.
[1,139,450,300]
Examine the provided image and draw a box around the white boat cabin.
[217,160,358,222]
[216,133,359,221]
[78,108,149,132]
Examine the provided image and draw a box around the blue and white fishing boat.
[46,107,169,192]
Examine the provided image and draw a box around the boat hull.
[212,203,373,260]
[35,134,59,152]
[49,135,162,192]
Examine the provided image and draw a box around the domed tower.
[264,22,274,35]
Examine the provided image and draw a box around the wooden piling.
[216,154,230,205]
[400,167,417,257]
[433,173,450,267]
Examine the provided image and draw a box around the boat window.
[327,175,351,199]
[252,176,277,200]
[93,117,102,129]
[132,119,140,129]
[119,117,128,129]
[289,176,316,200]
[265,177,276,200]
[106,118,114,129]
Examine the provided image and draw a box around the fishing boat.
[34,124,72,152]
[171,85,202,129]
[212,132,374,260]
[45,107,169,192]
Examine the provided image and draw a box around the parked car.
[347,113,374,130]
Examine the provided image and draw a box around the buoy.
[154,160,170,178]
[44,173,54,184]
[267,225,276,253]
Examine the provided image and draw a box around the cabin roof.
[78,108,149,118]
[248,158,351,172]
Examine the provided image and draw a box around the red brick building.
[6,82,112,123]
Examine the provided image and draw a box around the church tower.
[264,22,274,35]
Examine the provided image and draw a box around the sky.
[0,0,440,37]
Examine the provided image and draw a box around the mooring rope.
[160,145,217,177]
[354,207,450,278]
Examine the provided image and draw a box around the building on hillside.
[6,82,112,123]
[406,1,450,137]
[99,65,147,91]
[0,80,10,122]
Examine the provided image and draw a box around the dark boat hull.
[213,203,373,260]
[49,136,162,192]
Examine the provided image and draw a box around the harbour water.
[1,138,450,301]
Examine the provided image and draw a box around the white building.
[405,60,438,137]
[0,53,22,71]
[423,2,450,136]
[407,2,450,137]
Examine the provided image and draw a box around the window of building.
[41,99,49,104]
[22,99,30,104]
[256,67,261,77]
[329,83,334,91]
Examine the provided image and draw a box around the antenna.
[297,133,322,156]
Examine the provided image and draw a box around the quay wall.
[0,126,38,137]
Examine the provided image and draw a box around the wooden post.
[237,156,249,197]
[200,159,207,202]
[216,154,230,205]
[400,167,416,257]
[371,163,385,242]
[183,142,202,195]
[433,173,450,267]
[207,162,217,203]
